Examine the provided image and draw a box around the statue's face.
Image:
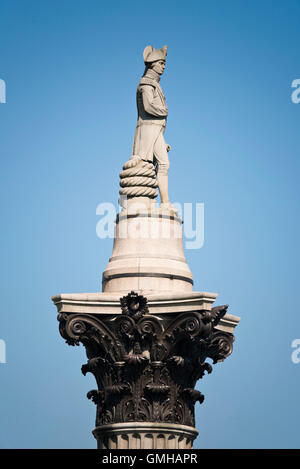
[151,60,166,75]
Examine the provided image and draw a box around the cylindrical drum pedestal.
[93,422,198,449]
[102,207,193,293]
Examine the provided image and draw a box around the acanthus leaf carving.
[58,293,235,427]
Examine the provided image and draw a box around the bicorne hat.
[143,45,168,64]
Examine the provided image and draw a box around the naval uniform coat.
[132,71,168,163]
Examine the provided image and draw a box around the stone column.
[55,290,238,449]
[93,423,198,449]
[52,43,241,448]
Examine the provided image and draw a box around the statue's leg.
[153,130,172,206]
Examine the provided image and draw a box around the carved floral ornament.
[57,292,234,427]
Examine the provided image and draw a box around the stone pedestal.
[102,207,193,293]
[52,206,240,449]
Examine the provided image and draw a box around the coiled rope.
[119,156,158,199]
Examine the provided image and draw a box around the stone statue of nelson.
[131,45,175,210]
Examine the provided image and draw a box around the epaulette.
[138,77,157,88]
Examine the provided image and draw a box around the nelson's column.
[52,45,240,450]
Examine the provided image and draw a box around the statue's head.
[150,59,166,76]
[143,45,167,76]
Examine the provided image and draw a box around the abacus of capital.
[52,45,240,450]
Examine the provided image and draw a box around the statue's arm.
[141,85,168,117]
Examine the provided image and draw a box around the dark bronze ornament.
[58,292,234,428]
[120,290,149,320]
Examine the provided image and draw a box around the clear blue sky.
[0,0,299,448]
